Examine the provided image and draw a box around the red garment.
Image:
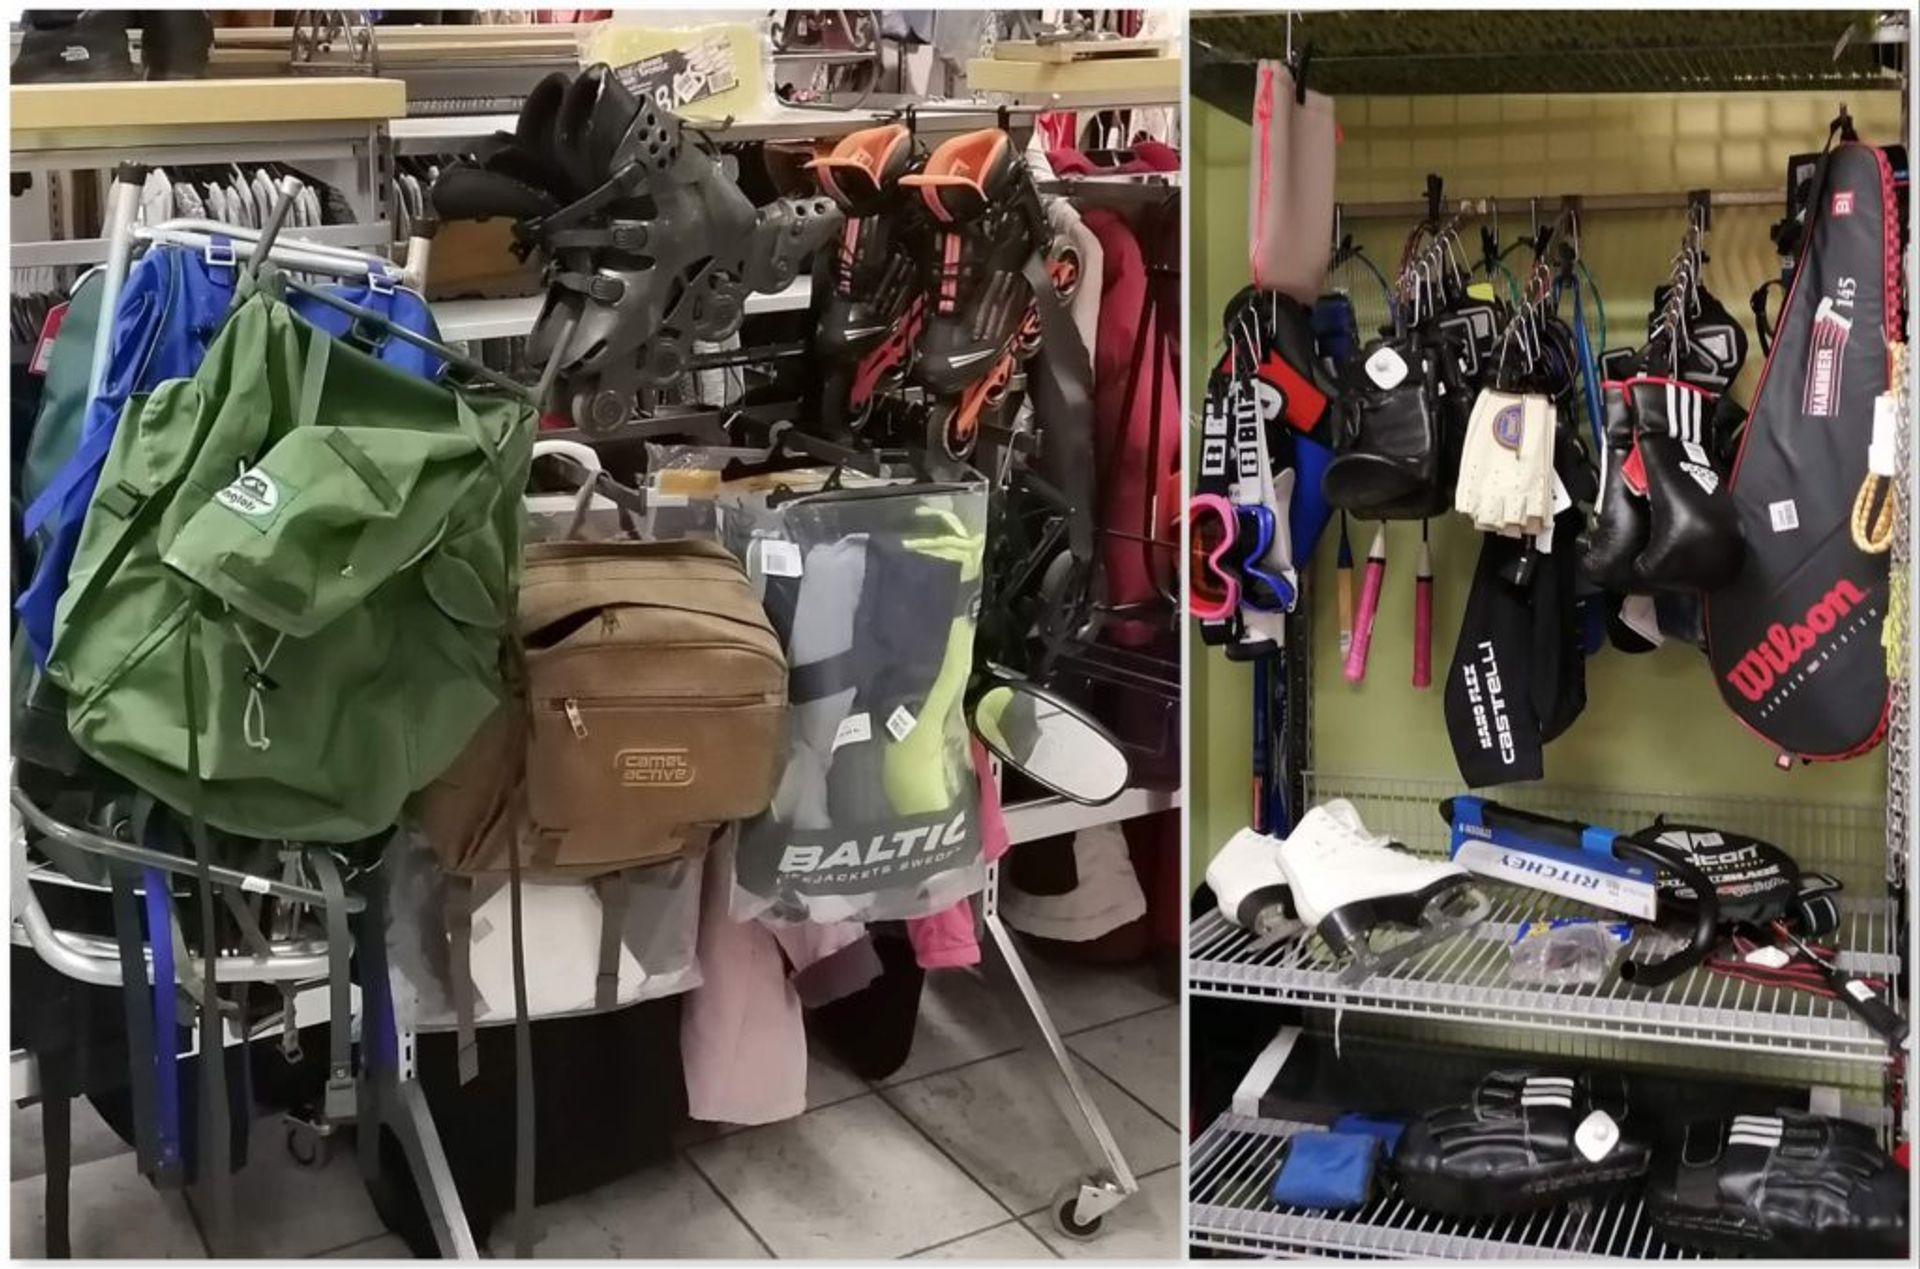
[1045,141,1180,177]
[1081,206,1179,647]
[1036,111,1080,153]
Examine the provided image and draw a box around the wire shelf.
[1195,776,1899,1056]
[1190,1112,1700,1261]
[1190,879,1900,1064]
[1192,10,1902,96]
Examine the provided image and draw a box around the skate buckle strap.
[546,220,648,253]
[555,270,625,304]
[522,160,650,244]
[365,266,396,296]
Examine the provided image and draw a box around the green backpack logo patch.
[215,467,286,524]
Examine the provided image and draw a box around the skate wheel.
[943,423,977,462]
[1049,247,1082,301]
[1050,1184,1104,1241]
[578,389,627,436]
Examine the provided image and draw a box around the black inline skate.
[806,123,928,436]
[900,127,1078,459]
[430,64,843,433]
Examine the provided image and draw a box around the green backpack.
[45,289,535,843]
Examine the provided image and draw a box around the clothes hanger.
[244,182,530,401]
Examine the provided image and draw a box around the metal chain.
[1885,339,1910,889]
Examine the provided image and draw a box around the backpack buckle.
[324,1073,358,1123]
[204,237,237,270]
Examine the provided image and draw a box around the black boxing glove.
[1623,376,1744,593]
[1648,1113,1909,1259]
[1577,380,1651,592]
[1395,1070,1652,1216]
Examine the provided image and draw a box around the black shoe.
[138,9,212,80]
[11,10,135,83]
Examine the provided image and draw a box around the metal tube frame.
[978,739,1143,1232]
[980,873,1139,1226]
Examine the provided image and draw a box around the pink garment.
[773,918,882,1008]
[906,740,1010,969]
[681,834,807,1124]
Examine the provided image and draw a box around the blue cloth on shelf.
[1269,1130,1379,1210]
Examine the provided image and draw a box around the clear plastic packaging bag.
[1507,917,1632,988]
[718,472,991,923]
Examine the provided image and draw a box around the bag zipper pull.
[564,698,588,738]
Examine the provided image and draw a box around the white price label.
[1769,499,1800,533]
[832,713,871,751]
[885,705,918,742]
[760,539,803,578]
[837,714,875,752]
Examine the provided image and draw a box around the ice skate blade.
[1328,883,1492,986]
[1248,907,1305,951]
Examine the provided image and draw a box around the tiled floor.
[11,952,1180,1260]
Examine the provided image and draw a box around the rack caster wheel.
[1049,1182,1105,1242]
[285,1117,335,1169]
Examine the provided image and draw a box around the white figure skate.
[1277,799,1490,984]
[1204,827,1302,946]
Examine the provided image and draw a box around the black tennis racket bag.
[1705,141,1904,764]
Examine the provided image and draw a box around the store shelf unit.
[431,274,812,344]
[1004,786,1180,845]
[391,102,1061,155]
[1190,772,1901,1064]
[1190,1112,1699,1261]
[9,78,398,270]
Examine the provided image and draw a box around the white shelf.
[391,103,1042,154]
[432,274,812,343]
[1190,1111,1697,1261]
[1003,786,1179,845]
[1189,892,1903,1065]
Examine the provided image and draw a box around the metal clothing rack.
[9,71,1192,1261]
